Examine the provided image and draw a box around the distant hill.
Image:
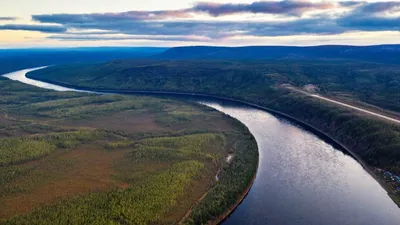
[3,45,400,75]
[155,45,400,64]
[0,47,167,75]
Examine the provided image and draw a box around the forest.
[28,60,400,113]
[0,77,258,224]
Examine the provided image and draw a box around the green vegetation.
[155,113,192,128]
[11,94,153,119]
[0,138,54,166]
[4,161,204,225]
[185,132,257,224]
[0,77,258,224]
[133,134,224,163]
[28,60,400,112]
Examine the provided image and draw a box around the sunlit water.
[3,68,400,225]
[201,102,400,225]
[2,67,93,93]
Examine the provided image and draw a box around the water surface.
[201,101,400,225]
[3,67,93,93]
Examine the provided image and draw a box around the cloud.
[245,18,346,37]
[336,1,400,31]
[337,15,400,31]
[0,24,67,33]
[67,30,120,35]
[4,0,400,41]
[192,1,336,17]
[29,16,396,40]
[32,0,339,24]
[37,20,348,39]
[48,34,210,42]
[0,17,17,21]
[338,1,366,7]
[359,1,400,13]
[32,10,192,24]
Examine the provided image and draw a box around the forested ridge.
[155,45,400,64]
[28,60,400,112]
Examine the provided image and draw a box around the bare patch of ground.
[56,110,167,133]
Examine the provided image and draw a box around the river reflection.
[3,68,400,225]
[200,102,400,225]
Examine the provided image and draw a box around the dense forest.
[0,77,258,224]
[27,60,400,176]
[29,60,400,113]
[155,45,400,64]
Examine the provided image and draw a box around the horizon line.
[1,43,400,50]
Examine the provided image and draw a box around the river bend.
[3,68,400,225]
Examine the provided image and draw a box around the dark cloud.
[338,1,366,7]
[0,24,67,33]
[360,1,400,13]
[67,30,120,35]
[336,1,400,31]
[0,17,17,21]
[32,10,192,23]
[244,18,346,37]
[337,15,400,31]
[48,35,208,42]
[192,1,336,16]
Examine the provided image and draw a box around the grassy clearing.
[14,96,155,119]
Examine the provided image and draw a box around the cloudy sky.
[1,0,400,48]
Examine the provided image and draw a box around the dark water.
[3,68,400,225]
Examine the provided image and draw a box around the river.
[3,68,400,225]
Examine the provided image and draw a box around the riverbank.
[211,165,258,225]
[180,152,258,225]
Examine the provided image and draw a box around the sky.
[1,0,400,48]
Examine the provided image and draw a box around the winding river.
[3,68,400,225]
